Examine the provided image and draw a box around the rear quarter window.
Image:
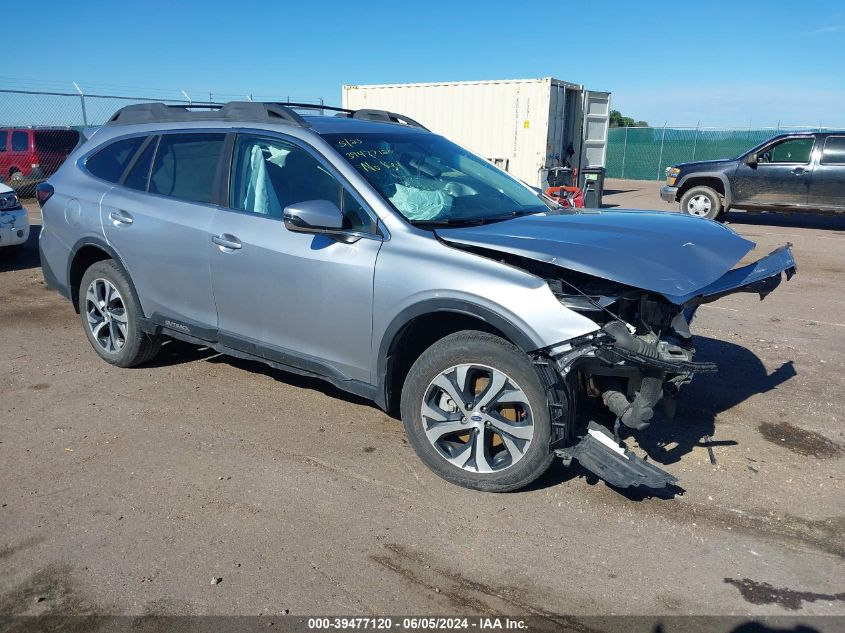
[85,136,146,183]
[149,133,225,204]
[34,130,80,153]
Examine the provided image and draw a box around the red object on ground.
[545,185,584,208]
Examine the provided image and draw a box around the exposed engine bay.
[501,255,716,433]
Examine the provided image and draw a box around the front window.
[229,134,377,233]
[758,137,813,164]
[323,132,548,225]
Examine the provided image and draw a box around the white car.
[0,182,29,255]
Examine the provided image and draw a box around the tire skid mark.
[371,543,604,632]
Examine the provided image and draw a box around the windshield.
[323,132,549,225]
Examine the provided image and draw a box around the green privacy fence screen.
[605,126,830,181]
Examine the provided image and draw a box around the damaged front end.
[437,212,796,490]
[539,246,796,490]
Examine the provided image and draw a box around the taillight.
[35,183,54,208]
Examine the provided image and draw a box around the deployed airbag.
[390,183,452,220]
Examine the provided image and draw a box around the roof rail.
[350,109,428,130]
[106,101,429,131]
[268,102,428,130]
[106,102,309,128]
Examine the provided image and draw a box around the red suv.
[0,127,80,183]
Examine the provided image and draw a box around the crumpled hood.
[436,209,756,304]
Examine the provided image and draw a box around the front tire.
[78,260,161,367]
[680,186,722,219]
[400,331,555,492]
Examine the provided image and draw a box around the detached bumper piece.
[556,422,679,490]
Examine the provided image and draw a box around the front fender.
[372,288,599,410]
[677,171,733,207]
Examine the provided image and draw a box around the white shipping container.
[342,78,610,188]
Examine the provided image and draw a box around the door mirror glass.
[284,199,344,233]
[745,153,758,166]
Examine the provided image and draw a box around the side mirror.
[284,199,344,234]
[744,153,758,167]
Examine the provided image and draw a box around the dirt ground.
[1,179,843,623]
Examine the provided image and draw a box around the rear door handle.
[109,209,133,225]
[212,233,242,250]
[790,167,810,176]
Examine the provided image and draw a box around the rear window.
[34,130,80,153]
[11,131,29,152]
[149,133,224,204]
[821,136,845,165]
[86,136,145,183]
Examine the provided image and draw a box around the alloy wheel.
[85,278,128,353]
[420,364,534,473]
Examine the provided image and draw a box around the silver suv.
[38,101,796,492]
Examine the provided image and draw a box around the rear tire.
[78,260,160,367]
[680,186,722,220]
[400,331,555,492]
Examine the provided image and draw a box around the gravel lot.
[1,179,843,622]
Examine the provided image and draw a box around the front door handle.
[109,209,133,225]
[790,167,810,176]
[212,233,242,250]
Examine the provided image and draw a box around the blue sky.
[6,0,845,127]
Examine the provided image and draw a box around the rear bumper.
[660,185,678,203]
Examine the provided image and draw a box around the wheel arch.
[67,237,138,314]
[375,299,540,415]
[676,172,732,207]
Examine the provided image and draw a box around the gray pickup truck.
[661,131,845,219]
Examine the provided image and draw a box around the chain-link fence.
[606,125,837,181]
[0,88,323,187]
